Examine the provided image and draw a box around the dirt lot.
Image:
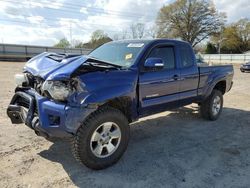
[0,61,250,188]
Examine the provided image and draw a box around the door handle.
[172,75,179,80]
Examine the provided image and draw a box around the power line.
[0,18,123,34]
[0,18,121,44]
[0,0,159,44]
[0,0,157,32]
[0,0,156,20]
[51,1,156,17]
[2,12,132,28]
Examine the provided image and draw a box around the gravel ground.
[0,61,250,188]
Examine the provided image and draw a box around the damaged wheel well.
[101,97,133,123]
[214,80,226,94]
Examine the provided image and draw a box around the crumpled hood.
[24,52,88,80]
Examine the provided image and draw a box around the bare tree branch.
[156,0,226,47]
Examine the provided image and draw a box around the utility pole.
[69,22,72,48]
[0,26,4,44]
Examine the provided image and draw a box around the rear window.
[180,46,193,67]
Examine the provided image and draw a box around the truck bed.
[198,63,234,96]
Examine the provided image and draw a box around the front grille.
[26,73,44,95]
[33,77,44,95]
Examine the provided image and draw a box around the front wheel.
[199,89,223,121]
[72,107,130,170]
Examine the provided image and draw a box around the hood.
[24,52,89,80]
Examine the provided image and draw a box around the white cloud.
[214,0,250,23]
[27,16,44,24]
[79,7,88,14]
[0,0,249,46]
[0,24,56,45]
[22,0,65,9]
[78,0,170,37]
[22,1,44,9]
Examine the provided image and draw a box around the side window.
[180,47,193,67]
[147,46,175,69]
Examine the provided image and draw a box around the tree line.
[54,0,250,54]
[54,23,155,49]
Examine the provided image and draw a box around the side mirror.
[144,58,164,70]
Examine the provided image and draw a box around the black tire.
[72,107,130,170]
[199,89,223,121]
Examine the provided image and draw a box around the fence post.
[2,44,5,56]
[25,46,28,59]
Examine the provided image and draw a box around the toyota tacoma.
[7,39,234,169]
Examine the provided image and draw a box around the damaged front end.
[7,80,94,139]
[6,53,111,139]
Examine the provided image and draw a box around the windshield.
[88,42,146,67]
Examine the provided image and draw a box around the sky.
[0,0,249,46]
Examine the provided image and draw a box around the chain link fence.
[201,54,250,64]
[0,43,92,61]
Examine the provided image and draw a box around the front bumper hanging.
[6,89,96,139]
[7,91,35,128]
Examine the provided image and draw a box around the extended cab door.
[178,45,199,104]
[138,45,180,116]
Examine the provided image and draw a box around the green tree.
[91,30,107,41]
[156,0,225,47]
[90,30,112,48]
[77,30,112,49]
[130,23,145,39]
[211,18,250,53]
[220,26,242,53]
[205,42,217,54]
[235,18,250,52]
[54,38,70,48]
[74,42,84,48]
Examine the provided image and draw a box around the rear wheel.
[200,89,223,121]
[72,107,130,170]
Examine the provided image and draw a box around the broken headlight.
[41,80,72,101]
[14,73,29,86]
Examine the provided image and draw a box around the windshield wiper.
[72,58,123,76]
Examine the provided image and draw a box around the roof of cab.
[108,38,191,47]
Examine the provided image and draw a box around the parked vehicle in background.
[7,39,234,170]
[240,61,250,72]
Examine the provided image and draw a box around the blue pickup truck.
[7,39,233,169]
